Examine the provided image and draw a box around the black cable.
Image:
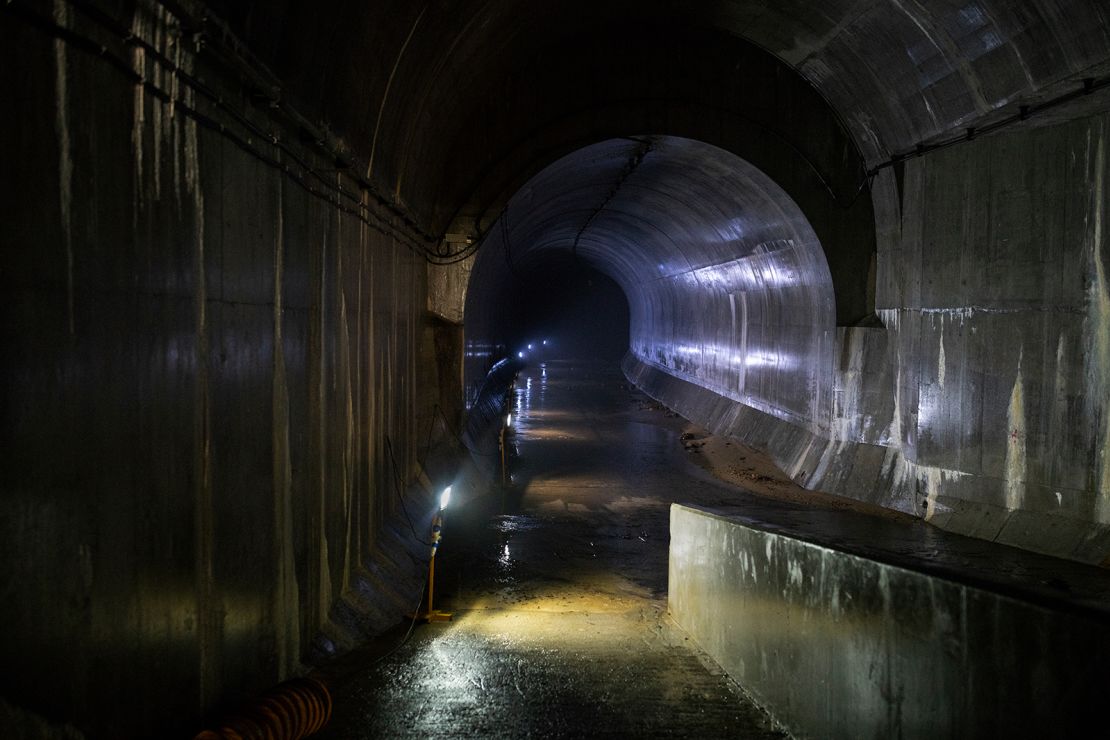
[418,401,500,459]
[6,0,479,265]
[325,543,433,682]
[866,75,1110,178]
[70,0,457,256]
[500,207,521,281]
[365,589,426,669]
[571,138,653,262]
[837,170,877,211]
[433,403,462,442]
[43,0,1105,256]
[438,403,502,458]
[427,236,481,265]
[384,434,432,547]
[415,401,443,471]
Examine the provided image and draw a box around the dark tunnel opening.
[496,256,630,363]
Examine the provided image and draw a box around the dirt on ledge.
[627,388,917,525]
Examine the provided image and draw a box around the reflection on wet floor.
[320,360,786,738]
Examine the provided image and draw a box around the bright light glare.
[542,339,547,345]
[506,413,512,427]
[439,486,452,510]
[517,351,524,358]
[528,343,534,350]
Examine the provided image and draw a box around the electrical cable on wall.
[415,401,500,472]
[500,207,522,281]
[21,0,1106,267]
[432,402,501,458]
[865,76,1110,178]
[384,435,432,547]
[5,0,478,265]
[570,138,653,263]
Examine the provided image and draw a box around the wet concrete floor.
[319,360,788,738]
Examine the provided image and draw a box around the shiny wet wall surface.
[319,360,786,738]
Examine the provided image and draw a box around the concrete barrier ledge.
[669,503,1110,739]
[625,352,1110,565]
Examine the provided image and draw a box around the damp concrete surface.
[317,359,791,738]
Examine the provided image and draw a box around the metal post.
[412,512,452,622]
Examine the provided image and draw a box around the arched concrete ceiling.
[465,136,835,429]
[210,1,1110,172]
[205,0,1110,322]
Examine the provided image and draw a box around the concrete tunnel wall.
[4,0,1110,735]
[1,3,452,736]
[875,117,1110,558]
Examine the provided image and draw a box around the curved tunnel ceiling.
[466,136,835,429]
[209,0,1110,222]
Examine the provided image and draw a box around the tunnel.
[464,136,837,433]
[3,0,1110,737]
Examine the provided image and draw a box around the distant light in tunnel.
[528,343,534,350]
[518,351,525,358]
[542,339,548,346]
[506,413,512,427]
[439,486,452,510]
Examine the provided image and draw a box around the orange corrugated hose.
[193,676,332,740]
